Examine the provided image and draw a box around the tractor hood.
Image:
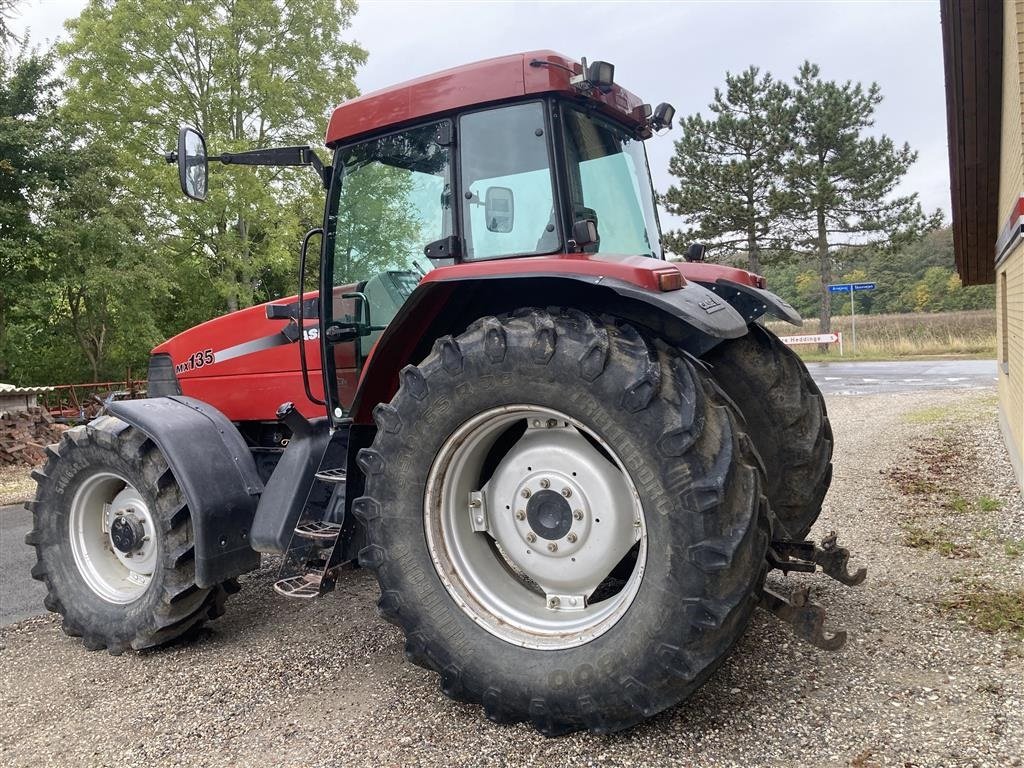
[149,295,332,422]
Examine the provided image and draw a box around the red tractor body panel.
[149,259,764,424]
[151,288,361,422]
[325,51,646,146]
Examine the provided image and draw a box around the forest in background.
[0,2,992,387]
[752,226,994,319]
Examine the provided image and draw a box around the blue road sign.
[829,282,876,293]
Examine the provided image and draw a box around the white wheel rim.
[424,405,647,650]
[68,472,157,604]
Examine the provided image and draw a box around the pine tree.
[781,62,940,339]
[663,66,794,273]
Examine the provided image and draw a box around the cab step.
[273,573,323,599]
[314,467,347,483]
[294,520,343,540]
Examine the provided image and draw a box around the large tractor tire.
[354,309,771,735]
[703,324,833,539]
[26,415,237,653]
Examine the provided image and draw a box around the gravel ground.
[0,465,35,506]
[1,389,1022,767]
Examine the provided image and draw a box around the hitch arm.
[760,585,847,651]
[768,531,866,587]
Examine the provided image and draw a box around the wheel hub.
[526,489,572,540]
[69,473,158,604]
[109,513,145,553]
[484,423,640,596]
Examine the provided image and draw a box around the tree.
[59,0,366,316]
[781,62,940,339]
[0,43,60,380]
[37,140,171,381]
[663,66,794,273]
[0,0,21,48]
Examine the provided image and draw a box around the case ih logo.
[699,296,726,314]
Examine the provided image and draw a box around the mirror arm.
[216,146,330,188]
[163,142,330,189]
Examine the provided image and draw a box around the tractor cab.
[171,52,679,422]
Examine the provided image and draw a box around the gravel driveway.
[1,389,1022,768]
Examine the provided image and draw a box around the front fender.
[106,396,263,587]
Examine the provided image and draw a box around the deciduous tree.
[60,0,366,314]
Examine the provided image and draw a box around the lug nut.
[539,478,550,489]
[547,542,558,552]
[546,419,558,428]
[561,488,572,497]
[573,509,584,520]
[566,532,578,543]
[521,488,531,498]
[526,532,536,543]
[515,510,526,520]
[548,596,560,608]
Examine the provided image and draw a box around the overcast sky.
[11,0,951,223]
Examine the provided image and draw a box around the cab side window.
[459,102,560,259]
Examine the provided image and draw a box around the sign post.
[827,282,876,355]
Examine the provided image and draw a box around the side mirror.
[177,126,208,201]
[484,186,514,233]
[685,243,707,262]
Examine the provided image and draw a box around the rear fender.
[677,261,802,326]
[348,272,748,424]
[706,279,802,326]
[106,396,263,587]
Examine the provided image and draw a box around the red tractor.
[27,52,860,734]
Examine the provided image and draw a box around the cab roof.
[325,50,646,147]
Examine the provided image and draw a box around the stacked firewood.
[0,408,67,466]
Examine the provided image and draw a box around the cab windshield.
[561,107,663,259]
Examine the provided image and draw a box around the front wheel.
[26,415,237,653]
[354,309,770,734]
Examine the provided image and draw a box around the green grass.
[977,496,1003,513]
[901,525,978,558]
[767,309,996,360]
[903,394,998,427]
[904,405,953,425]
[1005,539,1024,558]
[947,495,970,514]
[941,585,1024,639]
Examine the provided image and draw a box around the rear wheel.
[703,324,833,539]
[355,309,770,734]
[26,415,237,653]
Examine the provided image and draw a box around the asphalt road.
[804,358,997,395]
[1,500,46,626]
[0,358,999,627]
